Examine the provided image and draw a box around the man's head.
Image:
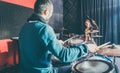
[34,0,53,22]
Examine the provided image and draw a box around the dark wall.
[63,0,120,44]
[0,0,63,39]
[50,0,63,32]
[0,1,33,39]
[63,0,81,34]
[78,0,120,44]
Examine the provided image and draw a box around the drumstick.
[97,42,111,49]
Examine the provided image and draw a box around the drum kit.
[64,39,119,73]
[60,29,119,73]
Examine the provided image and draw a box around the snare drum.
[69,38,84,45]
[72,54,115,73]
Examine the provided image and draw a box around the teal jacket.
[19,14,88,73]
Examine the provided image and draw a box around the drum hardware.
[88,30,99,33]
[85,29,99,45]
[110,44,119,73]
[91,35,103,38]
[113,56,117,73]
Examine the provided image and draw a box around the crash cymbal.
[89,30,99,33]
[86,30,99,33]
[91,35,103,38]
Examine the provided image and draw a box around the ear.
[44,10,49,16]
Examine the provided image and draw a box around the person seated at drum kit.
[97,44,120,56]
[18,0,98,73]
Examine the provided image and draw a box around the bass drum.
[71,54,118,73]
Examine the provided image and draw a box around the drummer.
[18,0,98,73]
[97,44,120,56]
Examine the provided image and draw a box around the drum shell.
[72,54,115,73]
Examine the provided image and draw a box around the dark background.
[0,0,63,39]
[64,0,120,45]
[0,1,33,39]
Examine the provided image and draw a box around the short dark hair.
[34,0,53,14]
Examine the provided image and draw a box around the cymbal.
[92,35,103,38]
[86,30,99,33]
[89,30,99,33]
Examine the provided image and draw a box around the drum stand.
[112,56,119,73]
[110,44,119,73]
[89,31,97,45]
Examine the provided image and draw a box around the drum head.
[73,60,113,73]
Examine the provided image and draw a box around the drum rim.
[73,59,113,73]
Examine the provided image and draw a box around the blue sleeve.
[39,25,88,63]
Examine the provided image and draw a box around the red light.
[1,0,36,9]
